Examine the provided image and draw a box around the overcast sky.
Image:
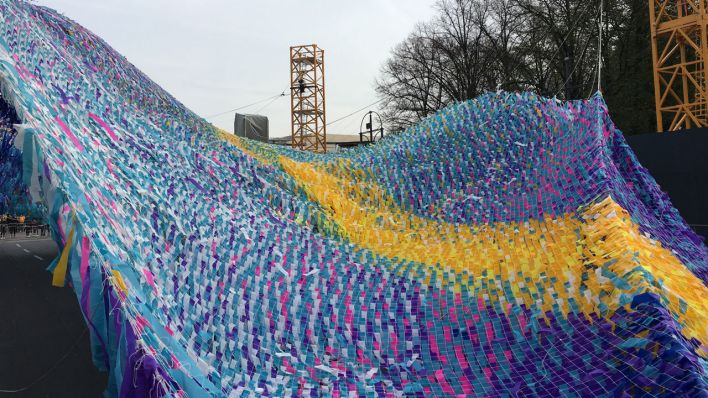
[34,0,436,137]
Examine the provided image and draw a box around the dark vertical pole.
[563,52,572,100]
[368,112,373,142]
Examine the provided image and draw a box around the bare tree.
[376,0,500,131]
[376,0,655,134]
[376,27,446,132]
[516,0,600,98]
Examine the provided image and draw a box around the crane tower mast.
[650,0,708,131]
[290,44,327,152]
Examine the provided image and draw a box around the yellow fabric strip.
[279,156,708,344]
[218,130,274,165]
[52,225,75,287]
[112,270,128,293]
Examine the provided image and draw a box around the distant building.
[269,134,372,152]
[234,113,269,142]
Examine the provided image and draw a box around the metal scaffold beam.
[290,44,327,152]
[650,0,708,131]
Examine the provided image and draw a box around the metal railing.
[0,223,50,239]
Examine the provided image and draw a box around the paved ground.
[0,237,107,397]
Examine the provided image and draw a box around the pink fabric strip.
[107,158,116,177]
[459,375,474,396]
[88,112,119,142]
[435,369,456,395]
[56,214,65,244]
[55,116,84,152]
[143,268,157,294]
[80,236,91,319]
[455,345,469,369]
[80,236,90,282]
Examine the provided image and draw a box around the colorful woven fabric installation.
[0,92,41,217]
[0,97,21,213]
[1,1,706,397]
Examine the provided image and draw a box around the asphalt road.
[0,237,107,397]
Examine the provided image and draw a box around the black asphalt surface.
[0,237,106,397]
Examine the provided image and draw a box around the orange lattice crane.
[290,44,327,152]
[649,0,708,131]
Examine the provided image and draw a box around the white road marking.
[23,249,30,253]
[0,238,52,246]
[33,255,44,261]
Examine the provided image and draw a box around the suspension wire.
[587,61,598,99]
[253,94,285,115]
[555,5,603,99]
[0,327,88,393]
[497,1,596,93]
[587,0,604,99]
[594,0,604,139]
[537,1,598,89]
[206,91,381,131]
[597,0,603,93]
[204,90,286,119]
[325,99,384,128]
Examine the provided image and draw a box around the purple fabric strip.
[119,320,171,398]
